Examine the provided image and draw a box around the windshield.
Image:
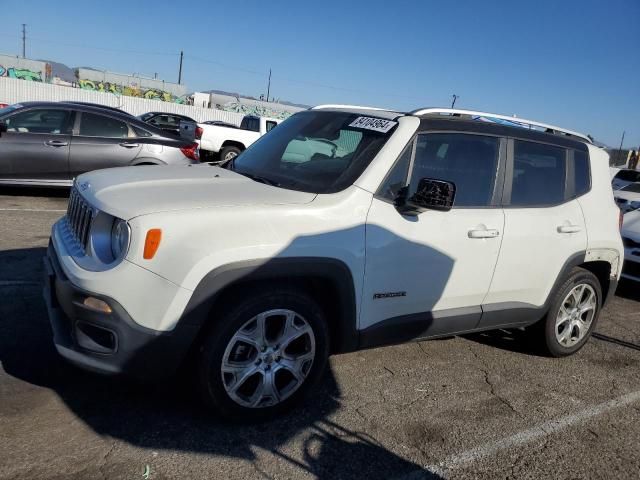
[622,182,640,193]
[230,110,397,193]
[0,104,22,117]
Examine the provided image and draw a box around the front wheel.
[534,267,602,357]
[197,288,329,420]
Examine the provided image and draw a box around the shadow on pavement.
[0,247,440,479]
[615,279,640,302]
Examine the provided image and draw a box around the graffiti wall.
[0,54,50,82]
[218,101,294,120]
[0,65,43,81]
[77,79,185,103]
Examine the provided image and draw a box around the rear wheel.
[197,287,329,420]
[533,267,601,357]
[219,146,242,162]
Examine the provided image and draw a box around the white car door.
[480,139,588,325]
[360,132,506,343]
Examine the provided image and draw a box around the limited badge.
[349,116,397,133]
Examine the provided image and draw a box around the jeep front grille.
[66,187,94,251]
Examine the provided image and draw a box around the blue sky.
[1,0,638,147]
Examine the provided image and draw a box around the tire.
[533,267,602,357]
[219,146,242,162]
[197,286,329,420]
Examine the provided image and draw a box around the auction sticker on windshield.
[349,116,397,133]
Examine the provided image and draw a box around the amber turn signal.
[143,229,162,259]
[83,297,112,314]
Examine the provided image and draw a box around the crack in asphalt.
[98,442,116,480]
[467,344,524,419]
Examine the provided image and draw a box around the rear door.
[69,111,142,178]
[0,107,73,182]
[480,139,587,324]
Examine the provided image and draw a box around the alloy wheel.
[555,283,597,348]
[220,309,315,408]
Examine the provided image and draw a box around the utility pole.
[178,51,183,84]
[22,24,26,58]
[451,94,458,108]
[266,69,271,102]
[618,130,626,166]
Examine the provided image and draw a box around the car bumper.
[43,241,200,379]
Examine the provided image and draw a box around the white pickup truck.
[198,115,281,162]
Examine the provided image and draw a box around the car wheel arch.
[182,257,359,355]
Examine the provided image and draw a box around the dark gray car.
[0,102,200,187]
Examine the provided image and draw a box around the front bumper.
[43,241,199,379]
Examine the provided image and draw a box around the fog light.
[82,297,112,314]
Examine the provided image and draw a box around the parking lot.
[1,189,640,480]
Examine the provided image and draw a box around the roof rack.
[411,108,592,144]
[311,104,392,112]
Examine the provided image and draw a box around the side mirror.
[0,121,6,137]
[395,178,456,215]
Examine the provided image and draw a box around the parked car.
[139,111,199,137]
[198,114,281,162]
[614,182,640,213]
[621,209,640,282]
[611,167,640,190]
[44,105,623,419]
[0,102,199,187]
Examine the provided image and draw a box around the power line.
[20,35,178,57]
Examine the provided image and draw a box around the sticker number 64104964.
[349,116,397,133]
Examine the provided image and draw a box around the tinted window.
[79,112,130,138]
[510,141,566,206]
[378,145,412,201]
[266,120,278,132]
[410,133,499,207]
[241,117,260,132]
[132,125,152,137]
[574,150,590,196]
[4,108,71,134]
[622,183,640,193]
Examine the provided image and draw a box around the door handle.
[468,228,500,239]
[119,142,140,148]
[45,140,68,147]
[557,224,582,234]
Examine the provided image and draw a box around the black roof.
[417,116,589,150]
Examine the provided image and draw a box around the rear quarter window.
[573,150,591,197]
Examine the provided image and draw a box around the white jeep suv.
[44,105,624,419]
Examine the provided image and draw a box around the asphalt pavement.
[1,188,639,480]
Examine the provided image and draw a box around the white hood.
[75,165,316,220]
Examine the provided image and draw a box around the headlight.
[111,218,130,259]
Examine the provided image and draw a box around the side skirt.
[358,303,544,350]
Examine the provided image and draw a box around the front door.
[0,107,73,183]
[69,111,142,178]
[361,132,506,339]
